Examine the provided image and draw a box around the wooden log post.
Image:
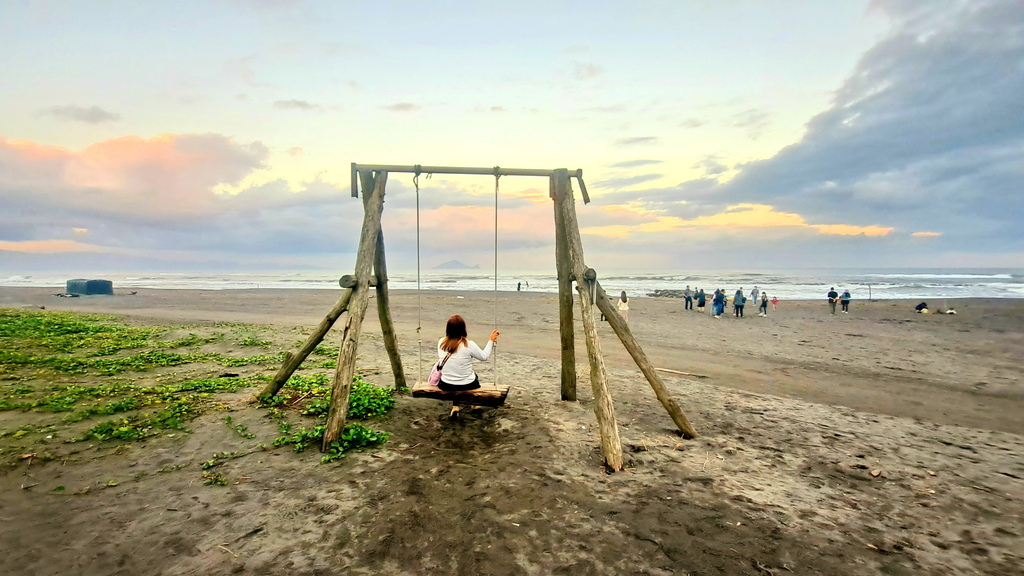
[363,171,407,390]
[258,287,353,399]
[322,170,388,451]
[594,280,699,439]
[552,175,577,401]
[553,169,623,471]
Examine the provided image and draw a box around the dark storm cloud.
[655,0,1024,255]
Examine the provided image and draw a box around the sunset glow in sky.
[2,0,1022,273]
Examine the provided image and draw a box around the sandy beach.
[1,286,1022,575]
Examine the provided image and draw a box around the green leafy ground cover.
[0,308,393,471]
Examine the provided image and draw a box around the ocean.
[2,269,1022,300]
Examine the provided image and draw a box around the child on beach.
[759,293,769,317]
[617,291,629,323]
[771,295,779,311]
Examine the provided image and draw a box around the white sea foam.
[1,269,1020,299]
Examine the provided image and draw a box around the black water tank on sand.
[66,279,114,295]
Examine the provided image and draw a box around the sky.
[1,0,1022,275]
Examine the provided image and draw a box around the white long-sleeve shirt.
[438,338,493,385]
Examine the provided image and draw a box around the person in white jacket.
[438,314,500,391]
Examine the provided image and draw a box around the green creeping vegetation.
[66,378,256,441]
[0,307,394,469]
[224,415,256,439]
[262,372,394,463]
[0,348,284,376]
[0,308,224,357]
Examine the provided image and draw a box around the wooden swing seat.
[411,382,510,407]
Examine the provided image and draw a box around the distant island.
[434,260,480,270]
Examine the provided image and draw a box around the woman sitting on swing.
[438,314,500,392]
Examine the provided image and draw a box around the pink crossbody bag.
[427,351,453,387]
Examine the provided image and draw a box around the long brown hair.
[440,314,468,353]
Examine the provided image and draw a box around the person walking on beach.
[771,295,779,311]
[696,289,706,313]
[517,281,521,292]
[750,286,760,304]
[617,291,629,323]
[759,292,769,317]
[734,288,745,318]
[827,287,839,314]
[437,314,500,415]
[841,289,851,313]
[712,289,725,318]
[683,285,694,310]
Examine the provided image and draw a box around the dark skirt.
[438,375,481,391]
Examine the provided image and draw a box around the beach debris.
[654,367,710,379]
[870,469,882,478]
[218,544,239,558]
[928,470,937,476]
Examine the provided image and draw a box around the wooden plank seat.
[411,382,510,407]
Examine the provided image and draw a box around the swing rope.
[412,165,501,387]
[492,167,500,386]
[414,165,422,383]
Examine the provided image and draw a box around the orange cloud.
[581,203,893,238]
[0,240,115,254]
[1,134,267,218]
[678,203,805,228]
[912,231,942,237]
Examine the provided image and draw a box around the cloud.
[592,174,663,190]
[0,135,563,270]
[0,133,268,220]
[580,204,893,240]
[657,0,1024,258]
[607,159,663,169]
[0,239,117,254]
[912,231,942,237]
[729,108,770,140]
[679,118,707,129]
[693,156,729,176]
[35,105,120,124]
[273,99,323,112]
[615,136,658,147]
[383,103,421,112]
[572,62,603,80]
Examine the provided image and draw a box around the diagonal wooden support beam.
[323,170,388,450]
[593,280,698,438]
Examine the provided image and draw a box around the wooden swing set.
[256,163,698,471]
